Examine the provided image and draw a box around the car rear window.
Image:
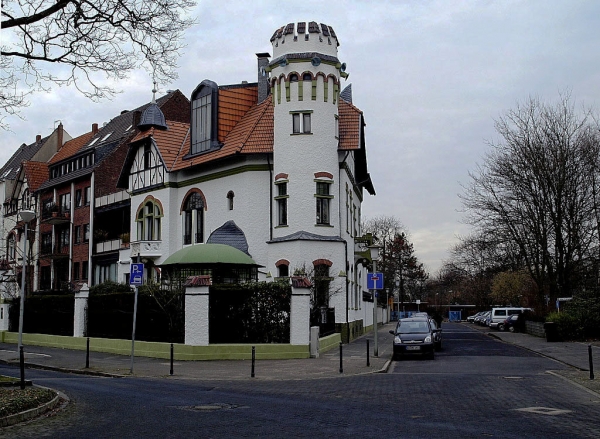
[494,310,507,316]
[397,321,430,334]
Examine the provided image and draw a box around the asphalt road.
[2,323,599,438]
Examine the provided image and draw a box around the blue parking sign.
[130,263,144,286]
[367,272,384,290]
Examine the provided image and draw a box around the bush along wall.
[9,294,75,336]
[87,288,184,343]
[209,281,291,344]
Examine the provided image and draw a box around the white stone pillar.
[290,277,311,345]
[74,283,89,337]
[0,303,10,331]
[184,276,211,346]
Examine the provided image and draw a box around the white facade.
[122,21,375,341]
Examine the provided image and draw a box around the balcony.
[130,240,163,258]
[95,239,124,254]
[41,204,71,225]
[40,244,69,259]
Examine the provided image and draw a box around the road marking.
[0,349,50,358]
[514,407,572,416]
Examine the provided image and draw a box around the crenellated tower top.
[270,22,339,60]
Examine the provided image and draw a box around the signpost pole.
[373,259,378,357]
[129,263,144,374]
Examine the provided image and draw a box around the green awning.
[161,244,260,266]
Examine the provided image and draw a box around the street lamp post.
[18,209,35,389]
[368,244,382,357]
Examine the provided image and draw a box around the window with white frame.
[7,234,16,260]
[275,181,288,226]
[291,110,312,134]
[315,181,333,225]
[182,192,204,245]
[137,200,162,241]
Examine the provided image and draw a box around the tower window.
[227,191,234,211]
[316,181,333,225]
[291,110,313,134]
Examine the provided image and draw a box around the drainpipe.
[268,154,273,241]
[339,151,350,342]
[88,172,94,286]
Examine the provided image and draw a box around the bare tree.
[460,93,600,305]
[0,0,196,128]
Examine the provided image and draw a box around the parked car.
[389,317,437,360]
[475,311,491,326]
[429,318,443,351]
[499,314,526,332]
[489,307,532,329]
[467,312,483,323]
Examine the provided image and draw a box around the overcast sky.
[2,0,600,275]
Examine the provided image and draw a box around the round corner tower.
[269,21,344,237]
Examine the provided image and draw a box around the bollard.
[589,344,595,380]
[85,337,90,369]
[367,339,370,367]
[251,346,255,378]
[170,343,174,376]
[19,346,25,390]
[339,342,343,374]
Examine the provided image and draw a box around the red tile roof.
[338,99,362,151]
[218,86,258,141]
[22,161,48,192]
[136,93,362,173]
[48,131,95,164]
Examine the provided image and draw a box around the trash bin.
[544,322,558,342]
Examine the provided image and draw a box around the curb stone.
[0,386,68,428]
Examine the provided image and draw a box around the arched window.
[303,73,312,81]
[227,191,234,211]
[136,200,162,241]
[183,192,204,245]
[289,73,298,82]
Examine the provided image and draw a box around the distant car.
[467,312,483,323]
[412,312,429,318]
[499,314,524,332]
[429,318,443,351]
[476,311,491,326]
[389,317,437,360]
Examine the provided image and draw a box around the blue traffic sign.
[367,272,384,290]
[130,263,144,286]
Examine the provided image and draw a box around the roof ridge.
[169,124,190,172]
[237,96,271,152]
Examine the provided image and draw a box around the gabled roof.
[22,161,49,192]
[0,137,49,181]
[48,131,95,165]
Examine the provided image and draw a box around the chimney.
[36,134,41,143]
[133,110,142,129]
[256,53,271,103]
[56,123,64,151]
[92,123,99,134]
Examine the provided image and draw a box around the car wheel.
[498,324,504,331]
[509,326,515,333]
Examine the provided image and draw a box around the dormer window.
[190,80,219,155]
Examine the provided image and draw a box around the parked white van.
[489,307,532,329]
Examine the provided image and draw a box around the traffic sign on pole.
[130,263,144,285]
[367,272,384,290]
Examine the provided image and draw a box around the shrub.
[89,280,132,295]
[546,311,584,341]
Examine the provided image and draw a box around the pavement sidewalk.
[0,323,396,381]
